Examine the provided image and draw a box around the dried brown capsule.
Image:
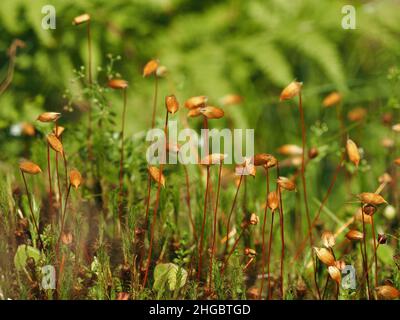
[73,14,90,25]
[377,233,387,245]
[47,134,64,154]
[143,59,159,77]
[346,229,364,241]
[277,144,303,156]
[375,285,400,300]
[346,139,360,167]
[267,191,279,211]
[37,112,61,123]
[69,169,82,189]
[313,247,335,266]
[19,160,42,175]
[280,81,303,101]
[184,96,208,109]
[252,153,277,168]
[321,231,335,248]
[108,79,128,90]
[165,95,179,114]
[277,176,296,191]
[357,193,387,205]
[148,166,165,187]
[328,266,341,284]
[322,92,341,108]
[200,106,224,119]
[363,204,376,216]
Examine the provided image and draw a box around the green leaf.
[14,245,42,272]
[153,263,187,291]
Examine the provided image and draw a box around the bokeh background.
[1,0,400,210]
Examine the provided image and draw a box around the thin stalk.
[55,152,62,211]
[142,111,168,287]
[371,215,378,287]
[224,169,244,255]
[209,163,223,289]
[139,174,152,272]
[86,20,93,161]
[151,75,158,129]
[361,205,371,299]
[198,165,210,281]
[259,168,270,299]
[276,162,285,299]
[359,242,367,298]
[221,227,246,273]
[117,89,127,229]
[298,92,321,299]
[47,143,53,217]
[21,171,44,249]
[267,210,275,300]
[183,165,197,242]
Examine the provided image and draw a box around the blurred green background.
[1,0,400,161]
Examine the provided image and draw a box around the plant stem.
[198,165,210,281]
[224,169,244,255]
[221,227,245,273]
[259,168,270,299]
[267,210,275,299]
[298,92,321,299]
[371,215,378,287]
[142,111,168,287]
[361,205,371,299]
[117,89,127,230]
[55,152,62,213]
[209,163,223,289]
[183,165,197,242]
[47,143,53,220]
[86,20,93,161]
[276,162,285,299]
[151,75,158,129]
[21,170,44,249]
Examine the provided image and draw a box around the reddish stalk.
[371,216,378,287]
[276,162,285,299]
[197,165,210,281]
[117,89,128,229]
[266,210,275,299]
[151,75,158,129]
[47,143,53,219]
[224,170,244,255]
[142,111,169,287]
[298,92,321,299]
[259,168,270,299]
[209,162,223,289]
[361,205,371,299]
[21,170,44,249]
[221,227,245,273]
[183,165,197,242]
[86,20,93,161]
[138,175,152,272]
